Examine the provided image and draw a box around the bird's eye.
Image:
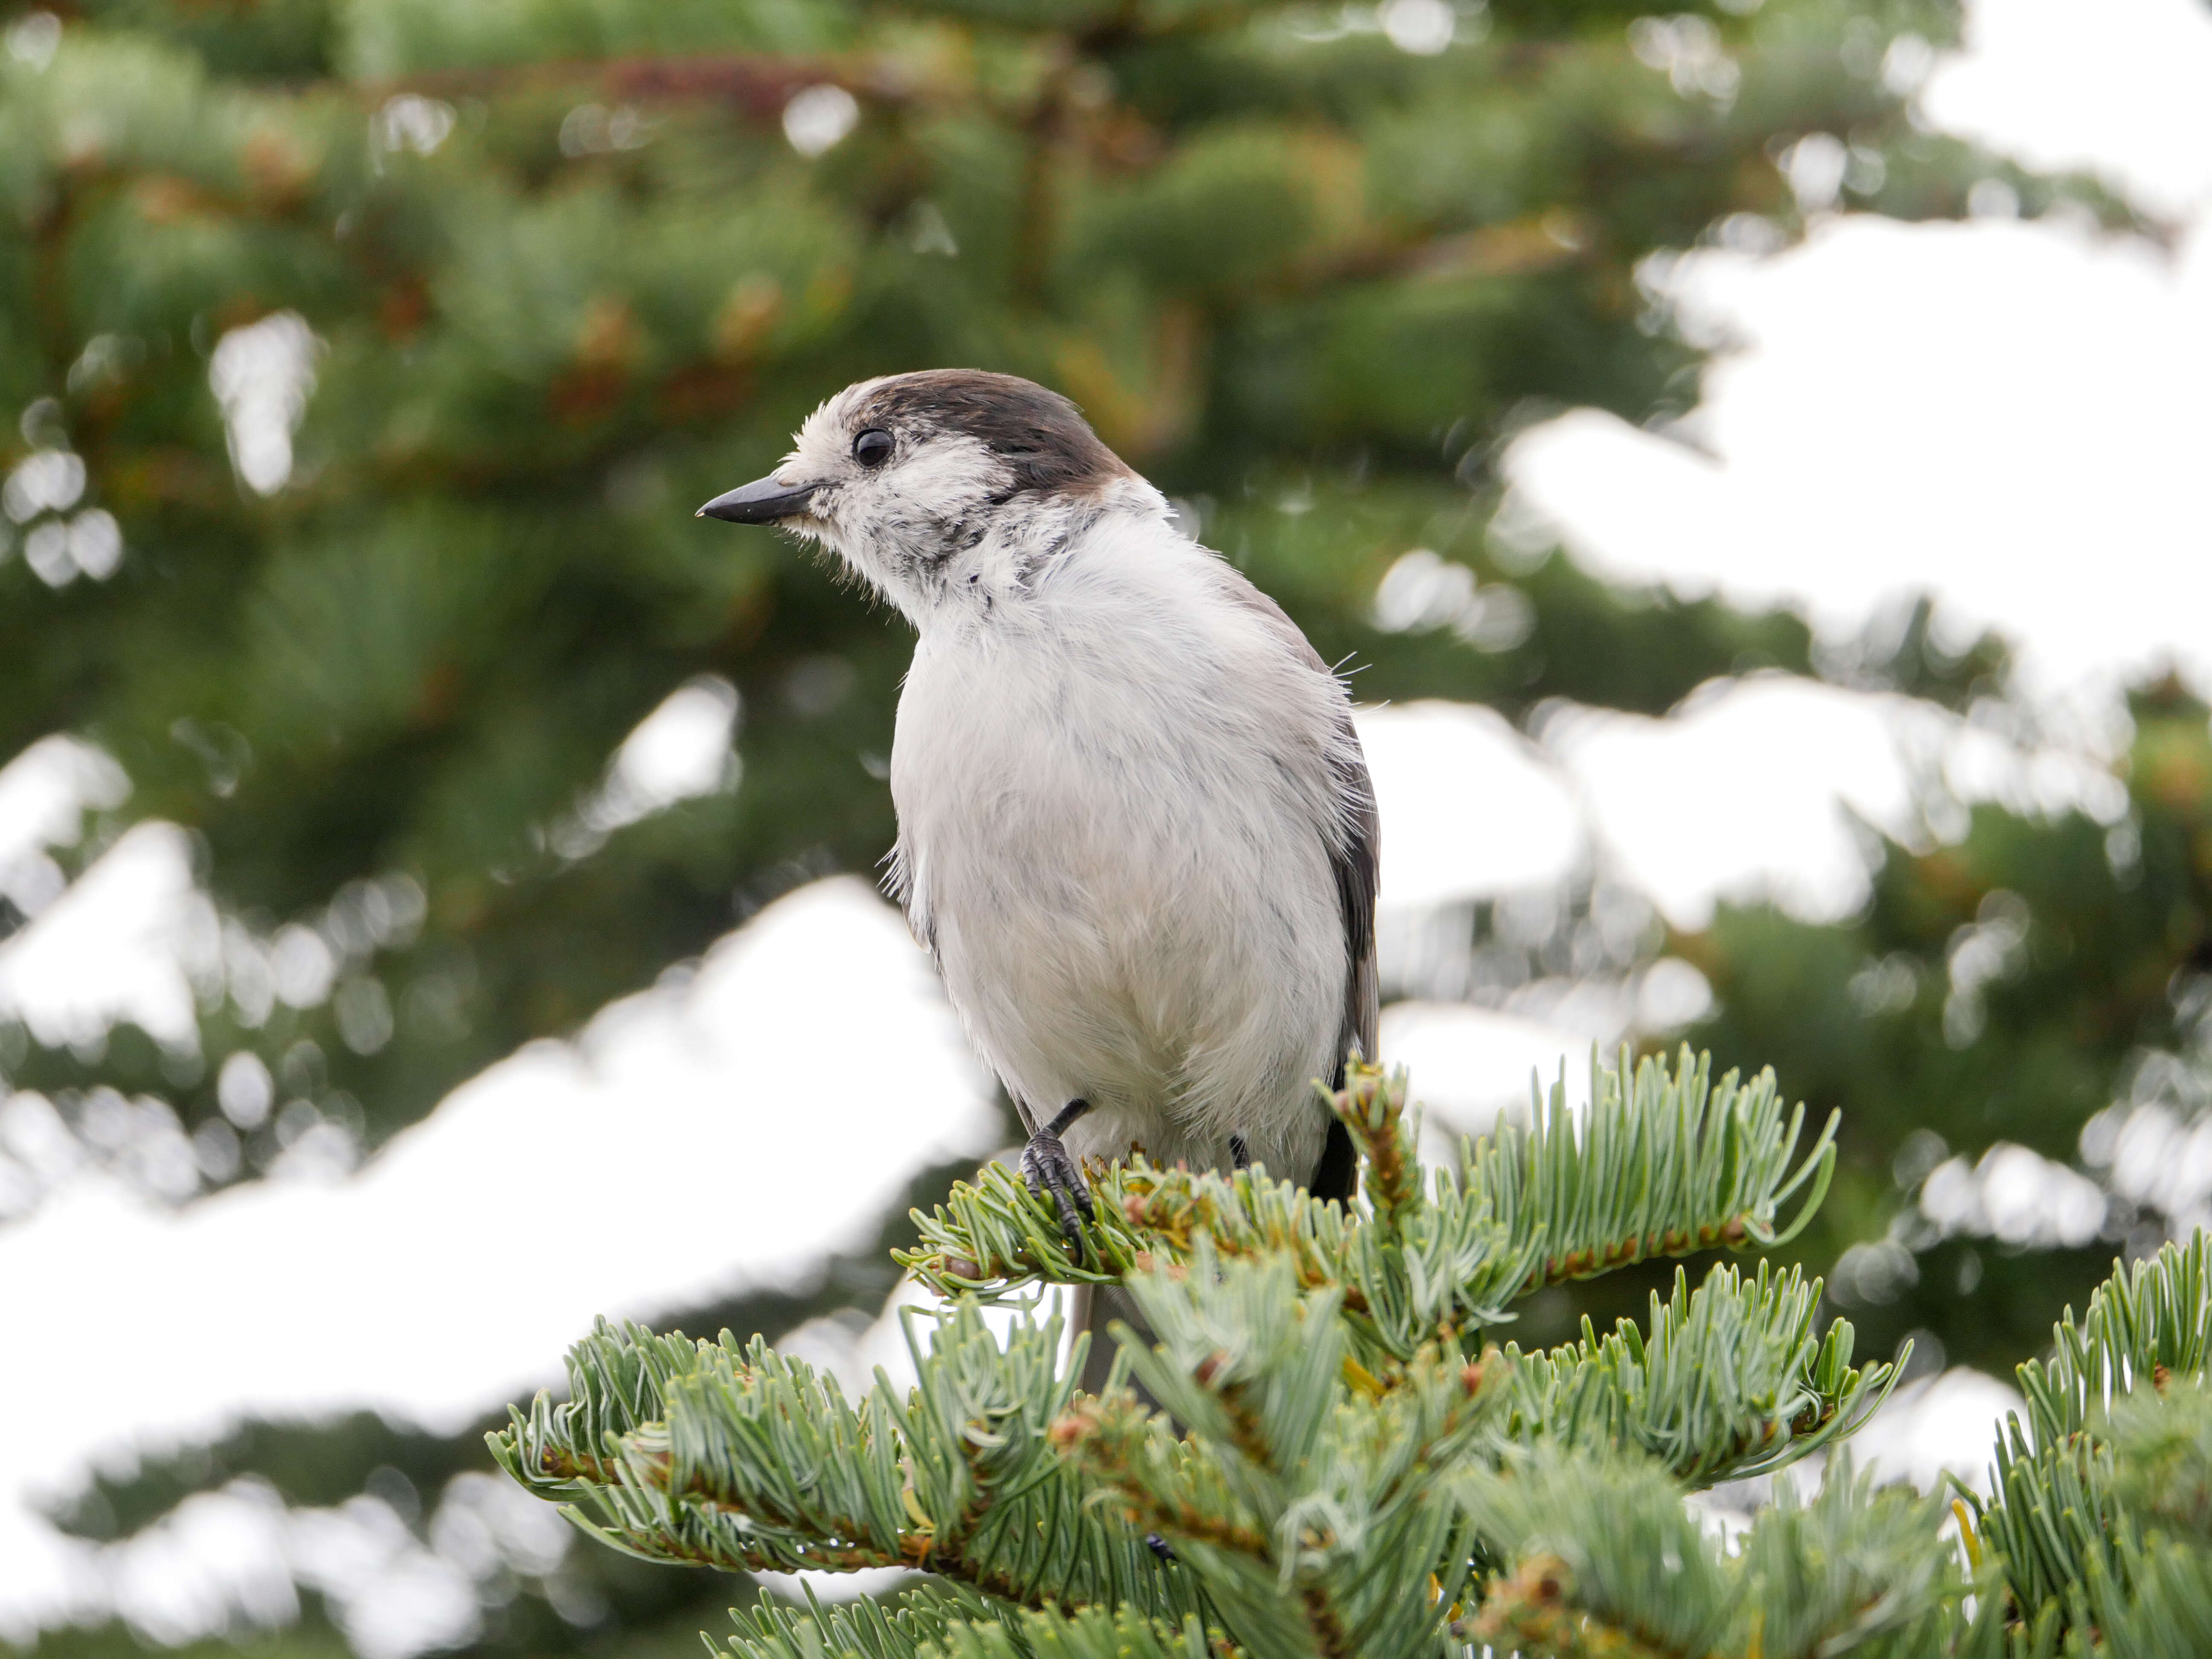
[853,428,894,468]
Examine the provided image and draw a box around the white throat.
[806,477,1176,633]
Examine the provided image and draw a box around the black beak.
[696,475,820,524]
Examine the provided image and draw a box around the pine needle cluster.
[489,1052,2212,1656]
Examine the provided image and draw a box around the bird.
[697,369,1378,1254]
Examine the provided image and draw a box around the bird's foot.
[1022,1099,1095,1255]
[1229,1133,1251,1172]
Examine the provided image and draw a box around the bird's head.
[697,370,1158,620]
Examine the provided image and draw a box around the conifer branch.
[488,1305,1202,1624]
[901,1047,1837,1370]
[1455,1448,1965,1659]
[1333,1064,1422,1234]
[1499,1260,1901,1485]
[718,1586,1246,1659]
[483,1054,1969,1659]
[1048,1249,1493,1657]
[1459,1553,1684,1659]
[1957,1233,2212,1639]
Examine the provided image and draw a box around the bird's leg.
[1022,1099,1095,1253]
[1229,1133,1251,1172]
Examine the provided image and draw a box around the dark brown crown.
[853,370,1133,497]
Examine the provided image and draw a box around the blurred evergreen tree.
[0,0,2186,1653]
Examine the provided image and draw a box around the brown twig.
[1531,1216,1752,1291]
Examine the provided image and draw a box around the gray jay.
[699,370,1377,1243]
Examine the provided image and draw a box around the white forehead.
[786,378,888,473]
[784,377,1007,504]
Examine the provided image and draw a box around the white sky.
[1922,0,2212,221]
[1353,701,1586,909]
[3,0,2209,1642]
[1506,0,2212,711]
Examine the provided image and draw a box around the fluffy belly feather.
[892,632,1344,1182]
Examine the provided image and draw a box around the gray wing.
[1310,725,1377,1202]
[1329,731,1381,1078]
[1205,564,1378,1202]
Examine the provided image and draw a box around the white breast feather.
[888,506,1353,1181]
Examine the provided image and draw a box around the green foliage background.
[0,0,2202,1653]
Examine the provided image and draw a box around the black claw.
[1229,1132,1251,1172]
[1022,1136,1089,1251]
[1020,1101,1094,1256]
[1145,1532,1178,1564]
